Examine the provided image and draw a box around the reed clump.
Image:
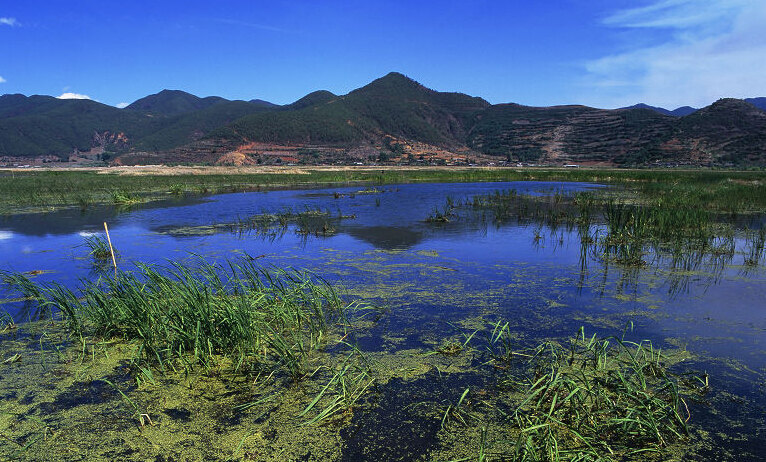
[499,328,701,461]
[1,258,369,381]
[455,187,764,269]
[83,235,116,265]
[110,190,143,206]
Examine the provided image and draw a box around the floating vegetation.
[168,183,185,196]
[159,207,354,238]
[355,187,384,195]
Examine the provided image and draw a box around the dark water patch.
[38,374,134,413]
[163,407,192,422]
[345,225,424,250]
[340,371,488,461]
[677,358,766,461]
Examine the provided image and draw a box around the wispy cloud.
[0,17,19,27]
[57,92,91,100]
[0,76,6,83]
[116,102,129,109]
[582,0,766,108]
[214,18,291,33]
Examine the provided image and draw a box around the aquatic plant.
[300,350,375,425]
[83,234,115,264]
[501,328,700,461]
[440,387,476,429]
[743,227,766,266]
[98,378,153,429]
[426,200,456,223]
[168,183,185,195]
[0,309,14,331]
[110,190,143,206]
[1,258,372,381]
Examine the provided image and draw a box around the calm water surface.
[1,181,764,460]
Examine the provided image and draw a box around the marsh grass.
[451,185,764,271]
[110,190,143,206]
[1,258,372,381]
[497,328,700,461]
[0,309,15,331]
[83,235,115,265]
[426,202,456,223]
[743,228,766,266]
[300,349,376,425]
[3,168,761,214]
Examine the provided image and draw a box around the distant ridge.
[745,97,766,111]
[620,103,697,117]
[1,75,765,167]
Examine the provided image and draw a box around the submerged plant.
[440,387,476,429]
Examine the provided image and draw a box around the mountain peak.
[126,90,226,115]
[354,72,428,95]
[286,90,337,110]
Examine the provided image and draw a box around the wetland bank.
[0,168,765,461]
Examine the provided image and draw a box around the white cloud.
[116,102,129,108]
[57,92,92,100]
[582,0,766,108]
[0,231,12,240]
[0,17,18,26]
[0,76,6,83]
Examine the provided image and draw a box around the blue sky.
[1,0,764,109]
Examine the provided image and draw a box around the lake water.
[1,181,764,460]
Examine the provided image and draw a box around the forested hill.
[1,73,765,167]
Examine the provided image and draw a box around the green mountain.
[0,94,154,157]
[283,90,337,110]
[133,100,276,151]
[125,89,227,115]
[249,99,279,109]
[215,72,490,147]
[339,72,490,145]
[1,75,765,166]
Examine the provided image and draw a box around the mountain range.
[1,72,765,167]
